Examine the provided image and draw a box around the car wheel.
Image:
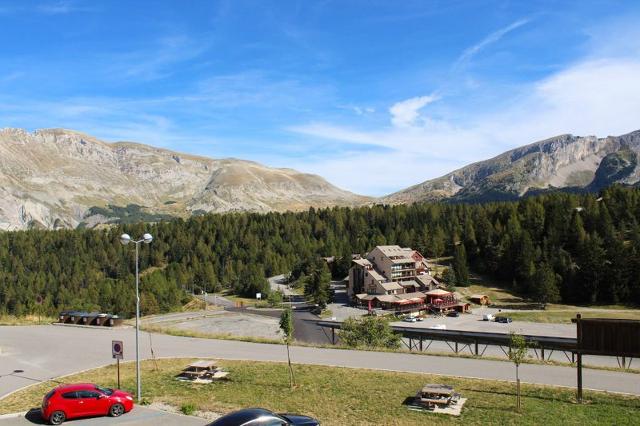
[109,403,125,417]
[49,411,66,425]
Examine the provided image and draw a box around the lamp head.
[143,233,153,244]
[120,234,131,245]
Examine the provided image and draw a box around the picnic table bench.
[177,360,229,382]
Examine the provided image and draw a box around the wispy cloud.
[389,94,439,127]
[0,71,23,83]
[0,1,93,16]
[37,1,90,15]
[454,18,529,68]
[287,56,640,195]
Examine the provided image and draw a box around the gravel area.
[148,310,281,340]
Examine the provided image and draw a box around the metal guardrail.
[314,319,577,360]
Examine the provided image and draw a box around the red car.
[41,383,134,425]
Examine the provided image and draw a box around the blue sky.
[1,1,640,195]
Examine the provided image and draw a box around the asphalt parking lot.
[0,406,205,426]
[390,306,574,338]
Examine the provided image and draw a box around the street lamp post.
[120,232,153,403]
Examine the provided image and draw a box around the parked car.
[446,311,460,318]
[207,408,320,425]
[482,313,495,321]
[495,316,513,323]
[403,316,417,323]
[41,383,133,425]
[416,316,424,322]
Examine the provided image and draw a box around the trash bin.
[68,311,87,324]
[106,315,123,327]
[58,311,72,323]
[84,312,100,325]
[94,313,109,326]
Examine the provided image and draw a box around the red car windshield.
[95,386,114,396]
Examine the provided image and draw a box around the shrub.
[180,403,196,415]
[340,316,401,349]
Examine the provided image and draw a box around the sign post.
[35,295,43,324]
[112,340,124,389]
[573,314,640,403]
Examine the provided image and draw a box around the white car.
[429,324,447,330]
[403,317,417,323]
[483,313,495,321]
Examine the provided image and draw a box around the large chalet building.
[348,245,468,314]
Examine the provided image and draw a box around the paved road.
[199,294,234,308]
[1,325,639,402]
[267,274,297,297]
[224,306,329,344]
[0,406,204,425]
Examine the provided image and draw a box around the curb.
[0,411,28,419]
[51,323,131,330]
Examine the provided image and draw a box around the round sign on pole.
[112,340,124,359]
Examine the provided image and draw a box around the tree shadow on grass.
[460,386,632,408]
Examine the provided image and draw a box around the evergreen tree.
[305,260,331,308]
[530,262,560,304]
[453,244,470,286]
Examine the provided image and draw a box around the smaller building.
[469,294,490,305]
[424,289,458,312]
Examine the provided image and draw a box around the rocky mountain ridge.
[0,128,369,230]
[383,130,640,204]
[3,127,639,230]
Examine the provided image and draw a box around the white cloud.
[287,57,640,196]
[455,19,529,68]
[389,94,439,127]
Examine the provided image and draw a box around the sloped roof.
[367,268,386,282]
[416,274,439,287]
[398,291,426,300]
[355,293,376,301]
[380,281,403,291]
[375,294,401,303]
[352,258,373,267]
[425,289,452,296]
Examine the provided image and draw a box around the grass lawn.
[456,283,528,308]
[0,314,57,326]
[141,323,281,345]
[507,309,640,323]
[217,291,259,307]
[455,279,640,323]
[1,359,638,426]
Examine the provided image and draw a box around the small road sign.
[112,340,124,360]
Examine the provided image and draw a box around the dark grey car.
[207,408,320,426]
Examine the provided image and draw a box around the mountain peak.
[382,129,640,204]
[0,128,369,230]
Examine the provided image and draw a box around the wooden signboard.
[576,317,640,357]
[573,315,640,402]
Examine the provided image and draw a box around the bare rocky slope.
[383,130,640,204]
[0,128,370,230]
